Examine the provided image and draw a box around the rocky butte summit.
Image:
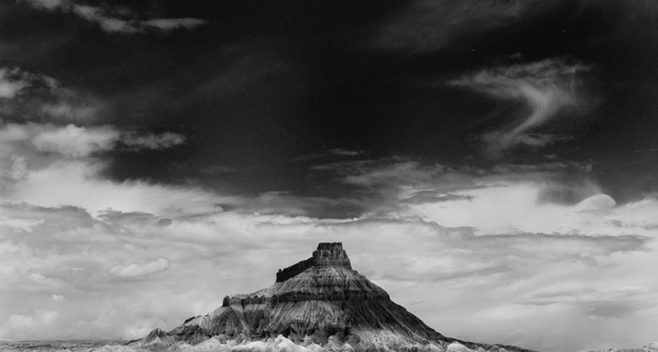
[131,243,534,352]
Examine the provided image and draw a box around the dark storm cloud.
[3,0,658,206]
[2,0,654,205]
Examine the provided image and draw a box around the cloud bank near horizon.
[1,155,657,352]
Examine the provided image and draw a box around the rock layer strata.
[131,243,533,352]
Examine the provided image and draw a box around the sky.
[0,0,657,351]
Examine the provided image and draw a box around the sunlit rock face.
[131,243,533,352]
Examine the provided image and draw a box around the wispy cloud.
[451,58,591,157]
[109,258,170,278]
[374,0,556,53]
[0,66,103,123]
[144,18,207,32]
[120,132,186,150]
[23,0,207,34]
[0,68,32,98]
[0,66,222,216]
[0,123,186,158]
[0,67,57,99]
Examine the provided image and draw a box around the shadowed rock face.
[276,242,351,282]
[131,243,535,352]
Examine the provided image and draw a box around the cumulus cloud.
[0,194,657,350]
[31,124,119,157]
[109,258,171,278]
[3,161,237,215]
[451,58,591,157]
[23,0,207,34]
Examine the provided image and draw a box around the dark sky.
[3,0,657,205]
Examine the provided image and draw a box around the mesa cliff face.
[131,243,534,352]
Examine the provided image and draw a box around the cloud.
[120,132,186,150]
[313,157,658,237]
[0,123,186,158]
[0,66,106,124]
[521,286,650,319]
[0,154,28,181]
[289,148,367,164]
[144,18,208,31]
[31,124,119,157]
[3,161,236,215]
[0,67,57,99]
[109,258,171,278]
[7,310,58,329]
[0,195,656,350]
[236,191,366,219]
[0,68,31,98]
[451,58,591,157]
[37,88,103,122]
[314,158,450,188]
[51,294,65,301]
[23,0,207,34]
[374,0,556,53]
[328,148,366,157]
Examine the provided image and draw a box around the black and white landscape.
[0,1,657,352]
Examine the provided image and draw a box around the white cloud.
[451,58,591,157]
[0,122,186,160]
[4,161,235,215]
[24,0,207,34]
[109,258,171,278]
[51,294,65,301]
[2,310,59,339]
[0,184,657,351]
[31,124,119,157]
